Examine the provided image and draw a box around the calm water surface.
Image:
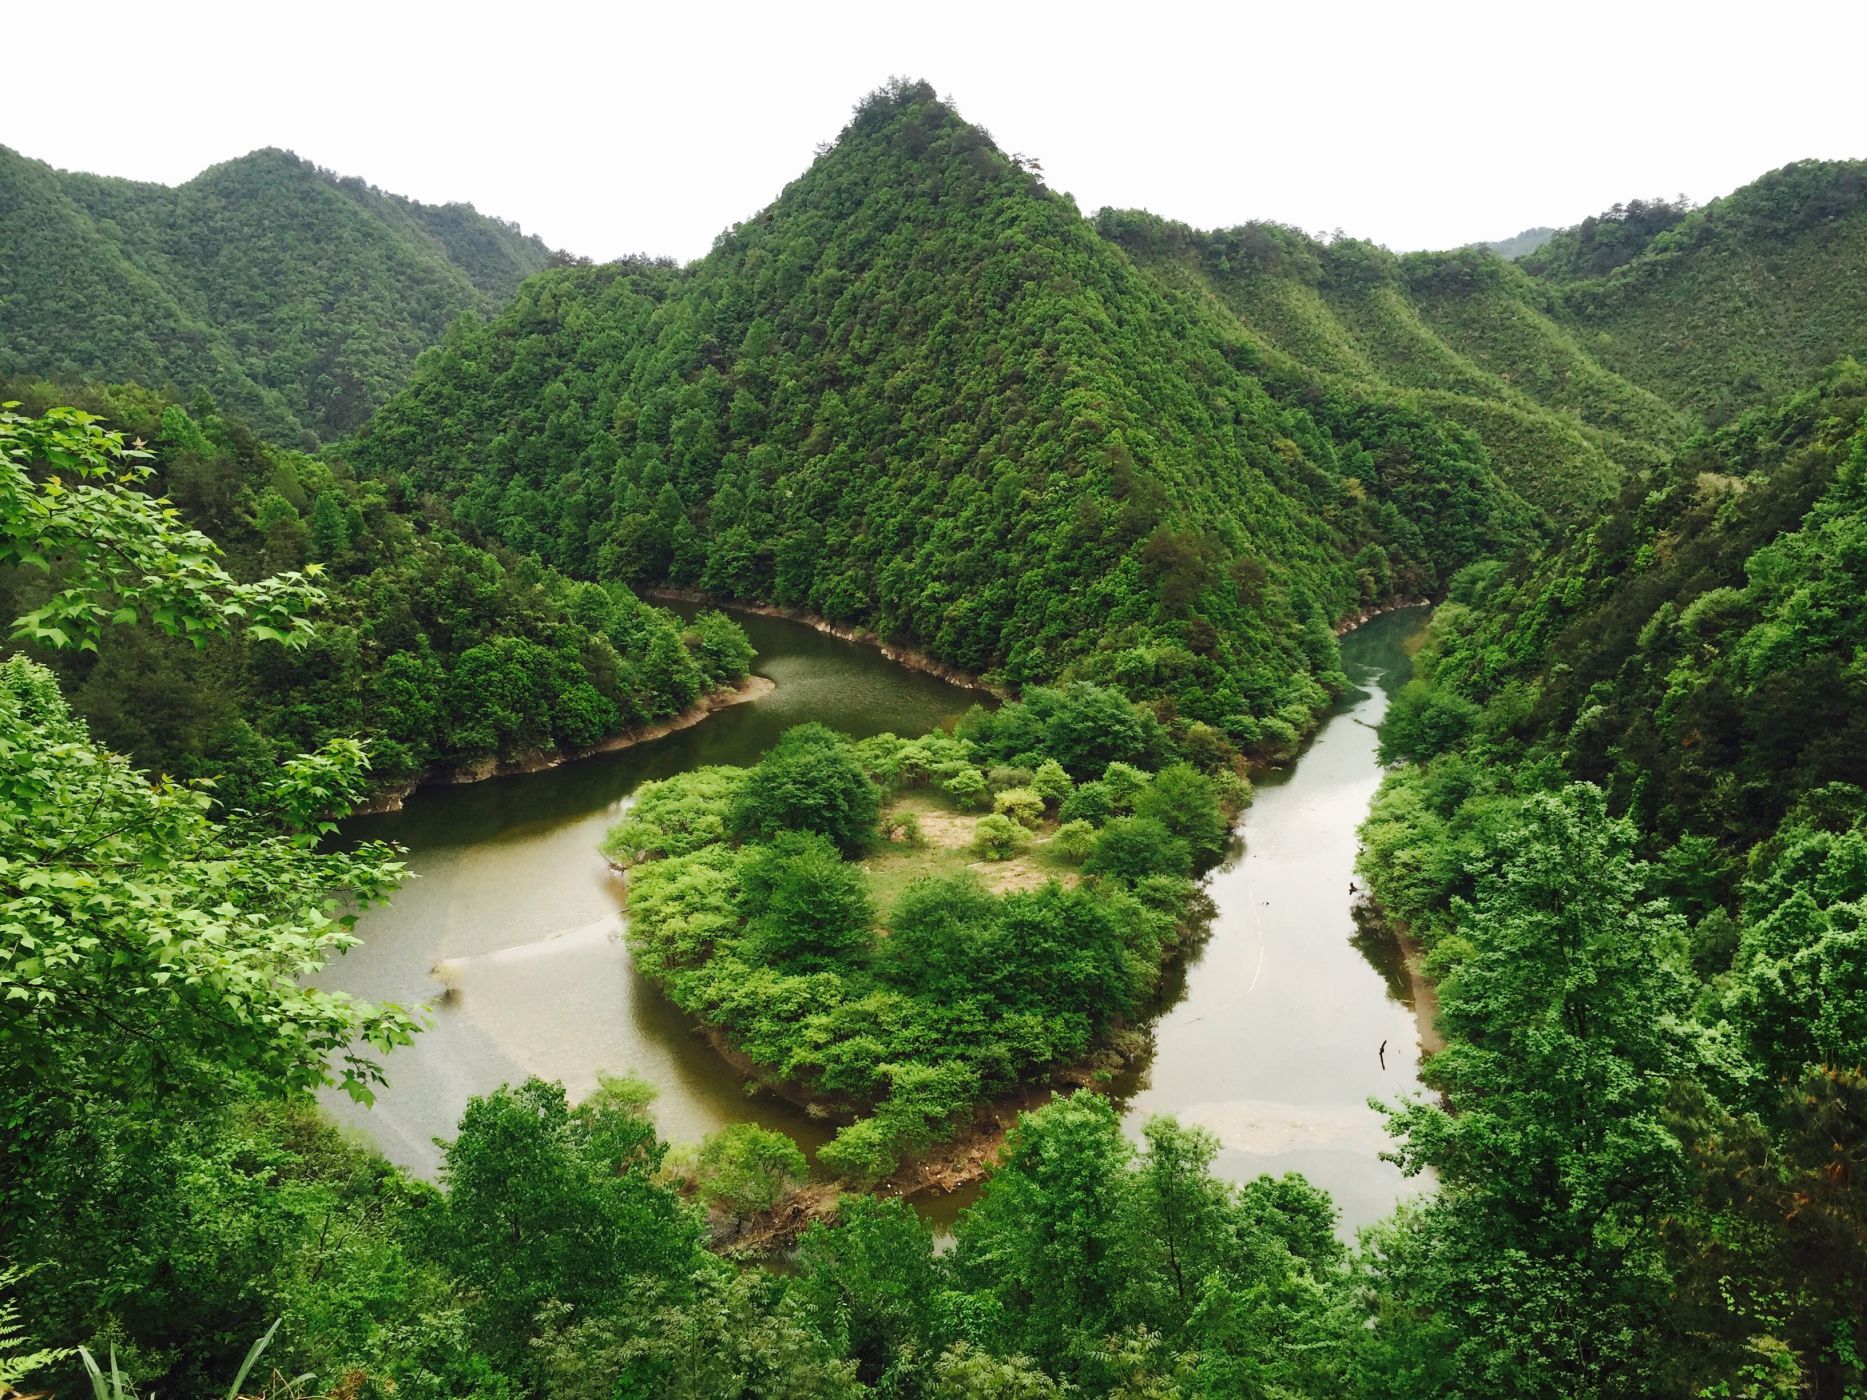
[322,605,1432,1234]
[320,608,980,1170]
[1113,606,1433,1232]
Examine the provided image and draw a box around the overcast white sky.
[12,1,1864,262]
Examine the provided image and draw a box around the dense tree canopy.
[0,382,754,809]
[1356,368,1867,1395]
[5,67,1863,1400]
[1104,158,1867,517]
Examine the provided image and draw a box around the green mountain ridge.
[1531,160,1867,420]
[348,79,1513,761]
[0,145,555,444]
[1481,225,1557,260]
[1098,158,1867,519]
[1098,208,1680,514]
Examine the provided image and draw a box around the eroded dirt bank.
[355,674,774,814]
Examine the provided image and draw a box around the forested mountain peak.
[0,142,556,445]
[352,79,1510,762]
[1480,225,1557,260]
[1521,159,1867,283]
[173,144,555,300]
[1499,158,1867,421]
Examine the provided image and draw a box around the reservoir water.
[321,605,1433,1232]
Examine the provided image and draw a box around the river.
[321,604,1432,1233]
[1112,605,1435,1230]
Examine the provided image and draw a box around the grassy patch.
[864,791,1078,920]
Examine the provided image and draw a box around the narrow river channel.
[321,605,1433,1234]
[1113,605,1436,1231]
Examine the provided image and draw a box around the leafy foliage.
[1,403,320,651]
[730,722,880,855]
[1356,369,1867,1395]
[0,386,754,808]
[693,1123,809,1216]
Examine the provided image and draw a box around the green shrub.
[1084,815,1190,881]
[972,813,1028,860]
[732,723,880,854]
[694,1123,808,1215]
[854,732,911,787]
[940,766,989,810]
[817,1119,897,1186]
[1054,819,1098,863]
[739,832,875,966]
[993,786,1046,829]
[1031,759,1073,806]
[1133,762,1229,868]
[1101,762,1153,810]
[601,766,746,865]
[1058,780,1114,825]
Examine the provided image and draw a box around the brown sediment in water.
[1350,898,1447,1061]
[354,673,775,815]
[1392,921,1447,1058]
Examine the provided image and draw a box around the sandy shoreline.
[353,673,775,815]
[648,587,1007,697]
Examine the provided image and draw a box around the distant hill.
[1482,226,1557,260]
[1098,159,1867,515]
[1523,162,1867,422]
[0,146,555,444]
[1097,212,1687,514]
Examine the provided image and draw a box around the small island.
[604,682,1247,1187]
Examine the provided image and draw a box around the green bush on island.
[694,1123,809,1216]
[971,812,1028,860]
[612,677,1240,1182]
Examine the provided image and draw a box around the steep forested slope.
[1355,364,1867,1394]
[1375,362,1867,876]
[1099,211,1691,514]
[1532,161,1867,423]
[0,146,553,444]
[1102,160,1867,519]
[352,80,1512,760]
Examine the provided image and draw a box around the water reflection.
[1108,607,1435,1235]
